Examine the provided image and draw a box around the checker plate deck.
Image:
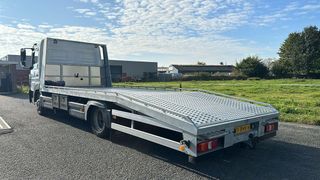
[45,86,278,129]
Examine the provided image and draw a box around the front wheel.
[36,99,47,116]
[28,90,33,103]
[90,107,111,138]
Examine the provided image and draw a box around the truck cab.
[21,38,112,103]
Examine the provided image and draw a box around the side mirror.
[20,48,26,66]
[20,48,34,69]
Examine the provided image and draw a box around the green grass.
[115,79,320,125]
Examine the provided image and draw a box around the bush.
[271,60,289,78]
[236,56,269,78]
[247,77,261,80]
[180,75,247,81]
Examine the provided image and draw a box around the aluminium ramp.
[0,116,13,135]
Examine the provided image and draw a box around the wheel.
[238,142,247,149]
[90,107,111,138]
[239,138,258,149]
[33,90,40,104]
[36,99,47,116]
[28,90,33,103]
[248,138,258,150]
[188,156,197,164]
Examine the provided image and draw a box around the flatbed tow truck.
[20,38,279,163]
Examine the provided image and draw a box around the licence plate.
[235,124,251,134]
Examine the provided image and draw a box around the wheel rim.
[94,110,105,132]
[36,100,41,113]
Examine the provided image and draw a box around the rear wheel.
[188,156,197,164]
[90,107,111,138]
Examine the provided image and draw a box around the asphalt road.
[0,94,320,180]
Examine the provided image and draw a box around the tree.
[236,56,269,78]
[301,26,320,76]
[270,60,289,78]
[278,26,320,77]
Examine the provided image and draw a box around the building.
[109,60,157,82]
[0,61,17,93]
[0,55,30,85]
[157,67,172,81]
[168,64,234,75]
[157,66,169,74]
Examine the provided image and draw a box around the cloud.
[85,11,96,16]
[73,8,90,14]
[301,4,320,11]
[91,0,253,38]
[17,23,35,29]
[38,24,53,29]
[0,22,260,66]
[256,1,320,26]
[2,0,319,65]
[0,24,110,58]
[73,8,96,17]
[80,0,258,64]
[0,24,45,57]
[78,0,98,3]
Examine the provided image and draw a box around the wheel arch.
[85,101,106,121]
[32,90,40,104]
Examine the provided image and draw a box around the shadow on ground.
[111,133,320,180]
[41,111,320,180]
[2,93,29,100]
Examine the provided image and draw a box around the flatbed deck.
[44,86,279,135]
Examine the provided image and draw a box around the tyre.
[90,107,111,138]
[36,99,47,116]
[28,90,33,103]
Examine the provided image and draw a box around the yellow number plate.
[235,124,251,134]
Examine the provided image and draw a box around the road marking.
[0,116,13,135]
[0,116,11,128]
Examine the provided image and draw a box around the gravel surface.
[0,94,319,180]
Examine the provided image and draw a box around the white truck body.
[22,38,279,162]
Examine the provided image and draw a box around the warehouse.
[0,61,17,93]
[0,55,31,85]
[109,60,157,82]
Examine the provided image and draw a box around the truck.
[20,38,279,163]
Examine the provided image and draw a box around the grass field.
[115,79,320,125]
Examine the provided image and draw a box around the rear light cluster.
[197,138,219,153]
[265,122,278,133]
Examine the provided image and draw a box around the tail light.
[197,138,219,153]
[265,122,278,133]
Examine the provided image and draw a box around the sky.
[0,0,319,66]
